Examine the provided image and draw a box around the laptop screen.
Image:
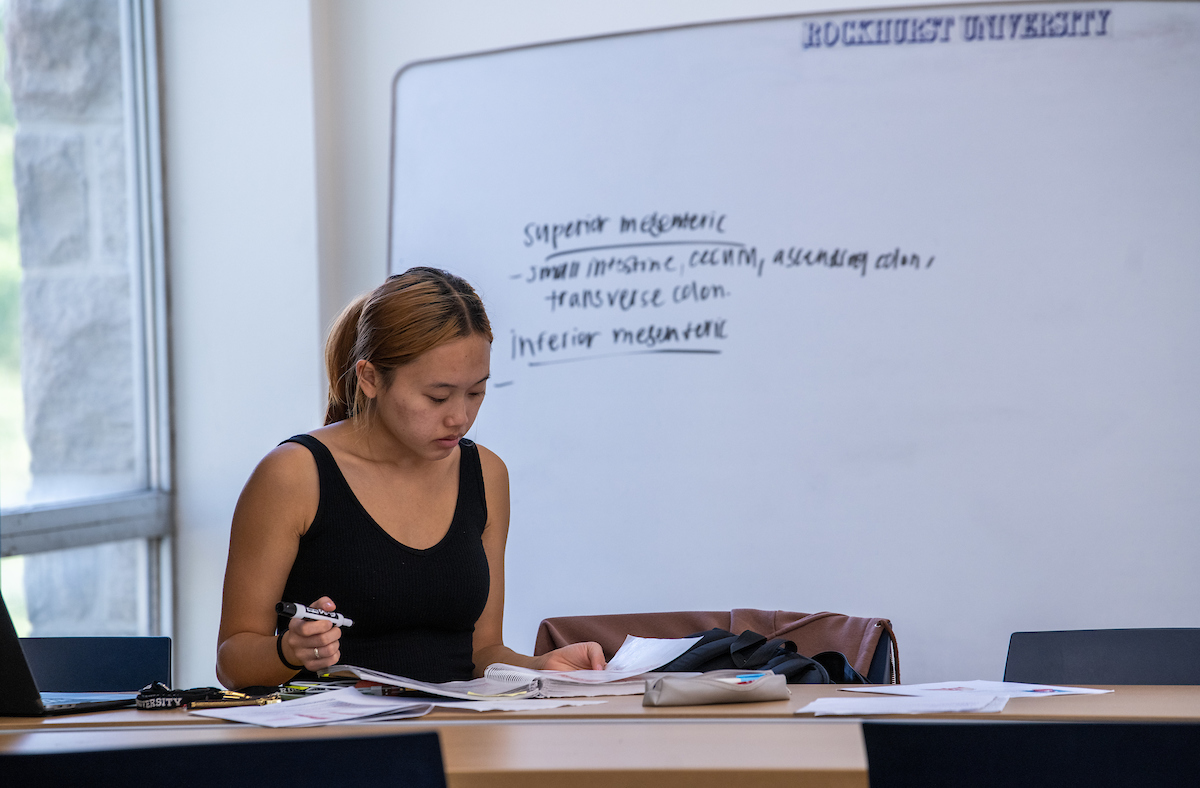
[0,593,137,716]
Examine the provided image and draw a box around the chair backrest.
[862,721,1200,788]
[1004,629,1200,685]
[0,730,446,788]
[534,609,898,683]
[19,636,172,691]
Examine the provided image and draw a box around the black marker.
[276,602,354,627]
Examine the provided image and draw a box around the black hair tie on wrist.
[277,632,303,671]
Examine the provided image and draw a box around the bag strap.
[880,620,901,683]
[766,652,831,684]
[810,651,869,684]
[729,630,769,667]
[740,636,796,669]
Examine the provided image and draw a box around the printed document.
[192,687,604,727]
[798,694,1008,716]
[191,688,434,727]
[841,680,1114,698]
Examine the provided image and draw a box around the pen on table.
[276,602,354,627]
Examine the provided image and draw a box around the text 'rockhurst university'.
[802,8,1112,49]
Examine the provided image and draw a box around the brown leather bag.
[534,609,900,683]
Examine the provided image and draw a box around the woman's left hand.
[539,641,607,671]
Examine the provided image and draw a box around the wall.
[158,0,323,686]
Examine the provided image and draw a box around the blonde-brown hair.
[324,267,493,425]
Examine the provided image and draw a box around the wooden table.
[2,685,1198,787]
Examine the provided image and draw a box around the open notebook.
[0,593,137,717]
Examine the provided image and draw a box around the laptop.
[0,593,138,716]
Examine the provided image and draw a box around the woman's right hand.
[280,596,343,672]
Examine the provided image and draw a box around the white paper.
[430,698,606,712]
[484,663,653,696]
[550,635,702,683]
[479,635,699,688]
[607,634,701,673]
[190,688,434,727]
[326,665,540,700]
[324,697,605,722]
[798,694,1009,716]
[534,679,649,697]
[841,680,1114,698]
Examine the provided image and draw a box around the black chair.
[862,721,1200,788]
[0,730,447,787]
[19,636,172,691]
[1004,629,1200,685]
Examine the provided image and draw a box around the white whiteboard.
[390,1,1200,682]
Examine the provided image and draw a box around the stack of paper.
[192,688,433,727]
[191,687,604,727]
[323,666,538,701]
[796,680,1113,717]
[839,680,1114,698]
[326,634,701,700]
[798,694,1009,716]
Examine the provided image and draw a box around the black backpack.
[656,628,869,684]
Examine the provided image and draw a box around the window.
[0,0,169,638]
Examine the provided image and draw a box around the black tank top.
[278,434,490,682]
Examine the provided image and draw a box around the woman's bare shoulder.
[473,442,509,480]
[255,439,317,479]
[473,442,510,532]
[237,439,319,519]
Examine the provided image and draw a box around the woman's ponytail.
[323,294,368,425]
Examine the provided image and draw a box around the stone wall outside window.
[5,0,146,635]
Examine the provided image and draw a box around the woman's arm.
[470,445,606,676]
[215,443,344,689]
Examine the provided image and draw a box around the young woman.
[216,267,604,690]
